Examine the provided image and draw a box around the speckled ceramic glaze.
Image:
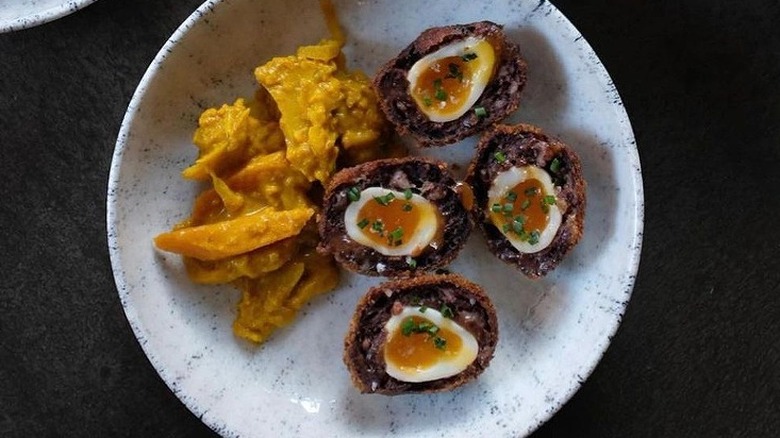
[0,0,96,32]
[107,1,643,437]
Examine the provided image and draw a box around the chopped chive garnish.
[513,215,526,226]
[528,230,540,245]
[373,192,395,206]
[447,63,464,81]
[503,203,513,213]
[401,317,415,336]
[550,157,561,174]
[543,195,556,205]
[403,188,413,200]
[493,151,506,163]
[433,78,447,100]
[512,221,524,234]
[405,256,417,268]
[371,220,384,234]
[505,191,517,202]
[387,227,404,245]
[491,203,502,213]
[423,97,433,107]
[461,52,478,62]
[357,218,369,229]
[502,223,511,232]
[440,304,454,318]
[520,199,531,210]
[418,305,428,313]
[399,317,446,350]
[524,187,539,197]
[474,106,487,118]
[347,186,360,202]
[402,203,413,212]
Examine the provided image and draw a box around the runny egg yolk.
[407,37,496,123]
[386,316,462,369]
[488,165,563,254]
[383,306,479,383]
[343,187,442,256]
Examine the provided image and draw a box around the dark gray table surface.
[1,0,778,436]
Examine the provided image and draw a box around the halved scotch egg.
[465,124,586,279]
[374,21,527,147]
[343,274,498,395]
[317,157,472,276]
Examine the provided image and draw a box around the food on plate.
[231,224,339,343]
[465,123,586,278]
[153,12,398,343]
[317,157,472,276]
[343,273,498,395]
[180,92,285,182]
[255,32,400,184]
[373,21,527,147]
[154,205,314,261]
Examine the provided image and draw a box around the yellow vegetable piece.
[154,207,314,261]
[221,151,312,212]
[232,245,339,344]
[174,151,312,230]
[320,0,345,47]
[210,172,245,215]
[183,237,299,284]
[255,39,390,184]
[232,261,306,343]
[183,98,285,181]
[285,249,340,310]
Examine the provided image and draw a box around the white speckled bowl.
[108,1,643,437]
[0,0,96,32]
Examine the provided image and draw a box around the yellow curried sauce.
[385,316,463,370]
[153,1,400,344]
[255,39,398,184]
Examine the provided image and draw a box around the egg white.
[343,187,438,256]
[383,306,479,383]
[488,165,563,254]
[407,37,495,123]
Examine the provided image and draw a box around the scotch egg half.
[407,37,496,123]
[487,165,562,254]
[343,187,441,257]
[383,305,479,383]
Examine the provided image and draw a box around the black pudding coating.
[373,21,527,147]
[465,123,586,279]
[343,273,498,395]
[317,157,473,277]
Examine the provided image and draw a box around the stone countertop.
[1,0,778,436]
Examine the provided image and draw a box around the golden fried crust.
[465,123,586,278]
[343,273,498,395]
